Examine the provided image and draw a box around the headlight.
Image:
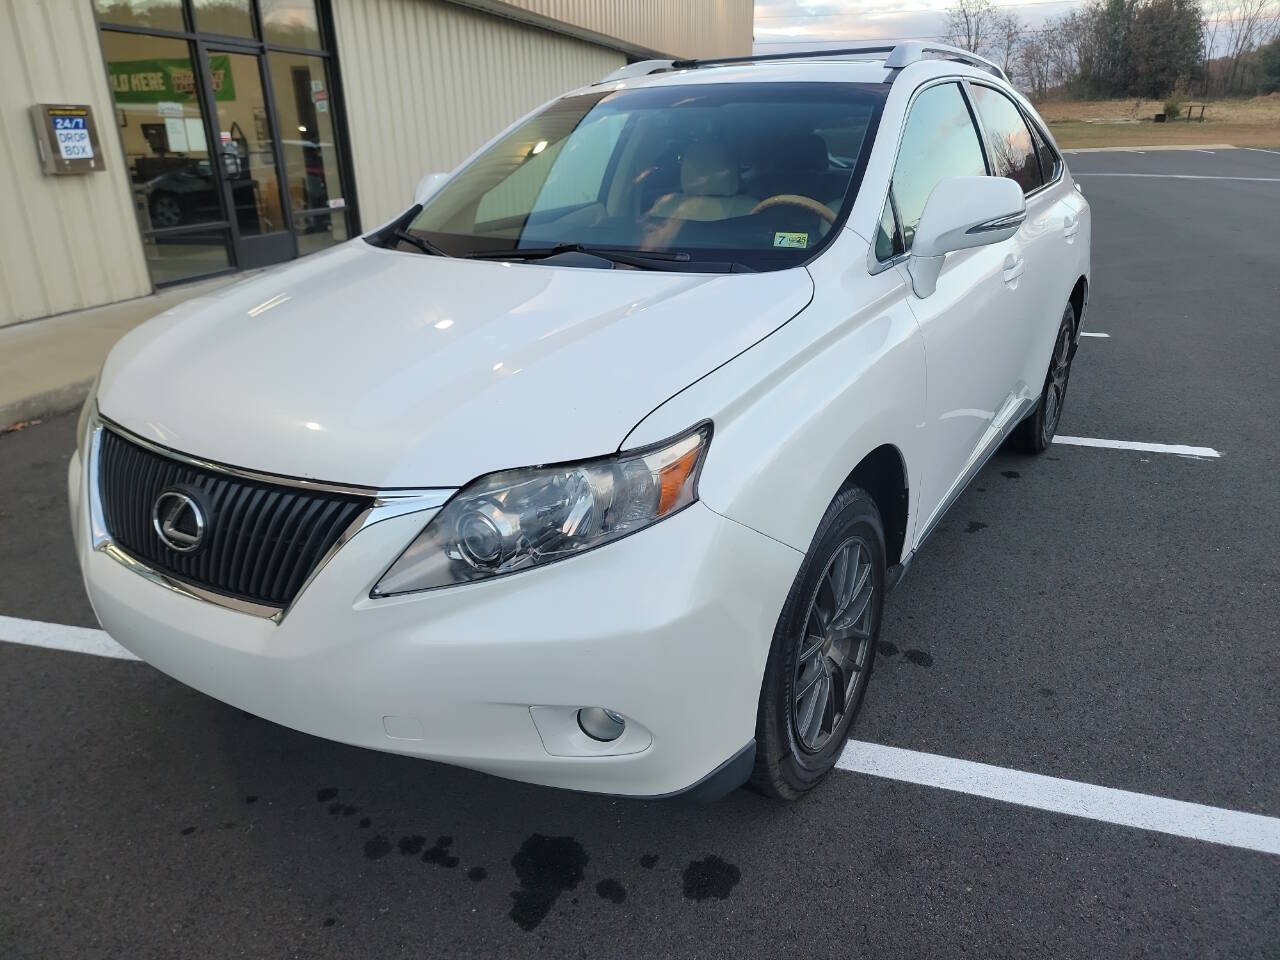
[372,423,711,595]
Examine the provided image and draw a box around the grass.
[1039,94,1280,148]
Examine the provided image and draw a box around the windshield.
[403,82,886,271]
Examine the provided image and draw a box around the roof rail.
[883,42,1005,80]
[669,45,894,70]
[594,42,1006,84]
[595,60,676,84]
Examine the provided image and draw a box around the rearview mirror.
[414,172,449,206]
[907,176,1025,298]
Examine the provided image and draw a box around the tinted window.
[891,83,987,251]
[1028,119,1060,183]
[969,85,1042,194]
[875,195,903,261]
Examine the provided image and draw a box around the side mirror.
[907,176,1025,298]
[414,172,449,206]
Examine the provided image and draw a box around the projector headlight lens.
[371,423,711,596]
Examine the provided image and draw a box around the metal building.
[0,0,752,327]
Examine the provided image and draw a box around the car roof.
[575,57,1004,99]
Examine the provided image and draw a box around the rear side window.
[891,82,987,251]
[968,85,1042,194]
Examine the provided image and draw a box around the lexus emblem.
[152,489,206,553]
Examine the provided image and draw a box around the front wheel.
[1008,302,1076,454]
[751,487,885,800]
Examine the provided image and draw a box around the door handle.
[1002,254,1025,285]
[1064,214,1080,240]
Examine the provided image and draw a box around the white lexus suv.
[70,44,1089,800]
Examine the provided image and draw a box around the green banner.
[108,55,237,104]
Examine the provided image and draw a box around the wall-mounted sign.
[30,104,104,175]
[107,56,237,104]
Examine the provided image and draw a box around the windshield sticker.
[773,232,808,248]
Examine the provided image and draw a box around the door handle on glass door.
[1002,254,1025,285]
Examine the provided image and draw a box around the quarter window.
[891,83,987,251]
[1028,119,1061,184]
[968,85,1043,194]
[875,195,903,261]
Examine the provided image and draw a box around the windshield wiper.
[468,243,690,270]
[392,229,451,257]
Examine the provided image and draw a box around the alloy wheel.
[1041,322,1073,444]
[151,195,182,229]
[791,536,876,752]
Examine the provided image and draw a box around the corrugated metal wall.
[491,0,754,59]
[331,0,625,228]
[0,0,151,327]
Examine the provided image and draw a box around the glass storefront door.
[202,47,293,268]
[95,0,354,286]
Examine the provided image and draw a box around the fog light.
[577,707,626,742]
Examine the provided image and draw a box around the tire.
[751,487,885,800]
[1008,302,1076,455]
[149,192,184,229]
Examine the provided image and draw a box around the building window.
[95,0,354,286]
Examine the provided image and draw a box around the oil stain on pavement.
[508,834,589,931]
[307,784,743,931]
[682,855,741,901]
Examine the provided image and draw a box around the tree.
[1094,0,1139,97]
[1215,0,1280,92]
[1130,0,1206,96]
[943,0,999,55]
[1262,37,1280,90]
[1015,28,1055,99]
[991,10,1025,77]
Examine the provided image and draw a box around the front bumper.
[69,446,801,797]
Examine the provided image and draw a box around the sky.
[752,0,1086,51]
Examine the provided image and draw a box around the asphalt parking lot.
[2,147,1277,959]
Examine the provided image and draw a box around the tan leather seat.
[647,142,758,221]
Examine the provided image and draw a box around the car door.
[881,80,1027,544]
[966,82,1077,403]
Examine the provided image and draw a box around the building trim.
[440,0,670,61]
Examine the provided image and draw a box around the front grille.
[97,428,372,609]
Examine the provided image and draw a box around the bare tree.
[1218,0,1280,91]
[1015,27,1055,99]
[943,0,1000,55]
[991,10,1025,77]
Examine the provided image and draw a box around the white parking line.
[2,615,1275,853]
[1075,173,1280,182]
[838,741,1280,856]
[1063,144,1236,153]
[1079,331,1110,338]
[0,615,137,660]
[1053,436,1221,457]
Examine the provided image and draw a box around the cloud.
[753,0,1086,50]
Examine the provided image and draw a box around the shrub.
[1164,97,1183,119]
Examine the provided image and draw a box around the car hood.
[99,242,813,488]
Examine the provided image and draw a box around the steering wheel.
[750,194,837,223]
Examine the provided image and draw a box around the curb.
[0,379,94,433]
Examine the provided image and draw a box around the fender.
[623,226,926,559]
